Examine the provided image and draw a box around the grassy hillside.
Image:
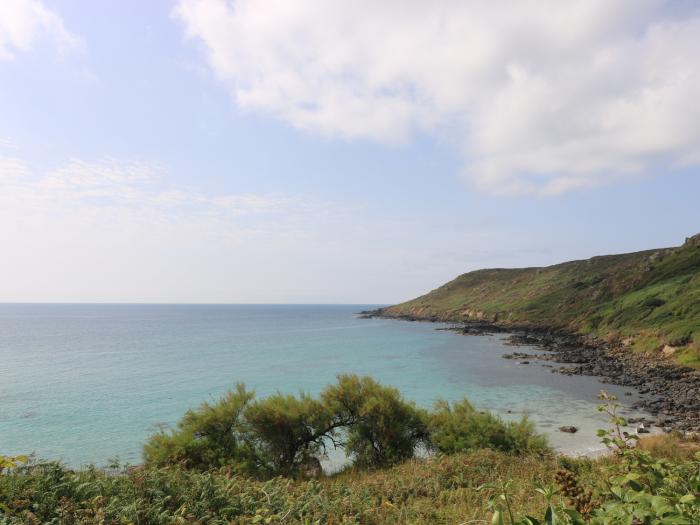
[382,234,700,367]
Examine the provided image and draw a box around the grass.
[383,235,700,367]
[2,435,698,524]
[0,451,559,524]
[636,432,700,461]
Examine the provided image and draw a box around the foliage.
[595,390,639,451]
[322,374,429,468]
[0,451,557,524]
[243,392,338,476]
[144,376,549,476]
[0,456,28,474]
[143,383,256,471]
[428,398,550,456]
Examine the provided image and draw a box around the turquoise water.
[0,304,647,466]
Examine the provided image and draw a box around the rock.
[518,361,530,365]
[637,427,650,434]
[559,426,578,433]
[502,352,536,360]
[684,232,700,247]
[662,345,677,357]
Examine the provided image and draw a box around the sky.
[0,0,699,304]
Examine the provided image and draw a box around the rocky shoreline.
[359,311,700,433]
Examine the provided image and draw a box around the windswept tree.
[322,375,429,468]
[143,383,255,471]
[244,392,348,476]
[144,375,548,477]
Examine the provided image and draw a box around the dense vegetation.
[1,386,699,524]
[143,375,548,475]
[381,233,700,367]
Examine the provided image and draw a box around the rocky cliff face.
[685,232,700,247]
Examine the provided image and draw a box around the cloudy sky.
[1,0,699,303]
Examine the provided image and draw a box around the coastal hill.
[379,233,700,367]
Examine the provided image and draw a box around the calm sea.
[0,304,647,466]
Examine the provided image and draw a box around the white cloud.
[0,156,300,218]
[174,0,700,195]
[0,137,19,149]
[0,0,81,60]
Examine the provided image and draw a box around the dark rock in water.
[502,352,536,360]
[455,321,503,336]
[518,361,530,365]
[559,426,578,433]
[637,427,650,434]
[504,334,543,346]
[624,391,633,396]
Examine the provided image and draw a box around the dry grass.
[636,432,700,460]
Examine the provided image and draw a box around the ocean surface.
[0,304,650,466]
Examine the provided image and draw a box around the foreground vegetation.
[2,380,700,524]
[143,375,548,475]
[2,435,699,524]
[381,233,700,367]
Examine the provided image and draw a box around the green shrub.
[143,376,549,477]
[244,392,339,476]
[322,375,429,468]
[427,398,549,456]
[641,296,666,308]
[143,383,255,471]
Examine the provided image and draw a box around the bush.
[144,383,255,471]
[641,296,666,308]
[322,375,429,468]
[144,375,546,477]
[427,398,549,456]
[244,392,339,476]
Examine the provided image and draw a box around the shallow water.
[0,304,649,466]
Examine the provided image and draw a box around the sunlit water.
[0,304,650,466]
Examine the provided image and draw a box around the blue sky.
[1,0,699,303]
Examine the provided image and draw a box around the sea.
[0,304,650,467]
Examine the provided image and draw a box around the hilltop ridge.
[379,234,700,367]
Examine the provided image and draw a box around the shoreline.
[360,310,700,434]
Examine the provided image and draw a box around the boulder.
[662,345,677,357]
[559,426,578,433]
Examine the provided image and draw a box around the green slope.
[382,234,700,367]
